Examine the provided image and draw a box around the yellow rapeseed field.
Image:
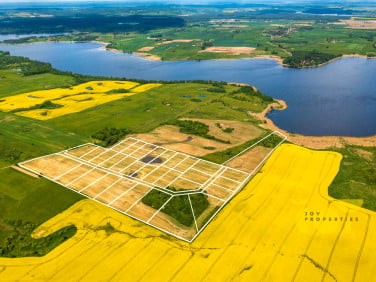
[131,83,162,93]
[1,144,375,281]
[0,81,161,120]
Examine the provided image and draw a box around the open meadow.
[1,144,375,281]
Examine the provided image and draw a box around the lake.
[1,41,375,137]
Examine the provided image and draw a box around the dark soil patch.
[141,156,163,164]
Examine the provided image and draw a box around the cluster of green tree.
[0,220,76,257]
[257,134,284,148]
[149,33,163,38]
[92,127,131,147]
[207,86,226,93]
[74,34,99,42]
[215,123,234,133]
[201,40,213,50]
[141,189,170,210]
[0,15,185,34]
[203,133,284,163]
[11,100,63,113]
[231,86,274,103]
[15,34,100,44]
[0,51,54,76]
[22,61,54,76]
[267,27,290,37]
[0,51,154,85]
[91,127,130,146]
[165,120,230,144]
[141,190,209,227]
[283,51,339,68]
[3,36,40,44]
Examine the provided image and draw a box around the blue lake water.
[1,41,375,137]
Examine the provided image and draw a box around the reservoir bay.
[1,41,375,137]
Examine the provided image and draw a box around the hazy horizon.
[0,0,371,4]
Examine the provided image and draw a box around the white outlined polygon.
[18,131,286,242]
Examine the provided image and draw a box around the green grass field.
[0,70,76,98]
[329,145,376,211]
[0,168,84,257]
[46,83,268,137]
[0,112,89,167]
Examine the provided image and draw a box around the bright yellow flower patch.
[1,144,374,281]
[17,93,129,120]
[131,83,162,93]
[0,80,161,120]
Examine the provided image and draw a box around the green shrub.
[92,127,131,147]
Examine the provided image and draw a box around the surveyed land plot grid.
[19,132,286,242]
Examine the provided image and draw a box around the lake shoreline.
[253,99,376,149]
[98,41,375,68]
[1,41,375,138]
[2,39,375,68]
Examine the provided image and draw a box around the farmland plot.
[2,144,375,281]
[19,134,284,241]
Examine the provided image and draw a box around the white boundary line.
[189,132,287,242]
[118,146,161,174]
[65,165,100,187]
[149,155,190,186]
[109,143,150,170]
[79,172,110,193]
[111,139,138,151]
[126,136,249,175]
[189,191,226,202]
[147,195,174,223]
[163,159,201,188]
[78,145,102,159]
[18,162,191,242]
[140,152,179,181]
[223,131,286,165]
[59,152,181,195]
[95,140,141,167]
[125,187,153,213]
[122,147,169,179]
[108,182,139,205]
[53,163,83,181]
[18,131,286,243]
[94,177,123,199]
[188,194,199,232]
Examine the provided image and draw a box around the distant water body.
[1,41,375,137]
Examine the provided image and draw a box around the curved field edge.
[0,167,84,258]
[1,144,376,281]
